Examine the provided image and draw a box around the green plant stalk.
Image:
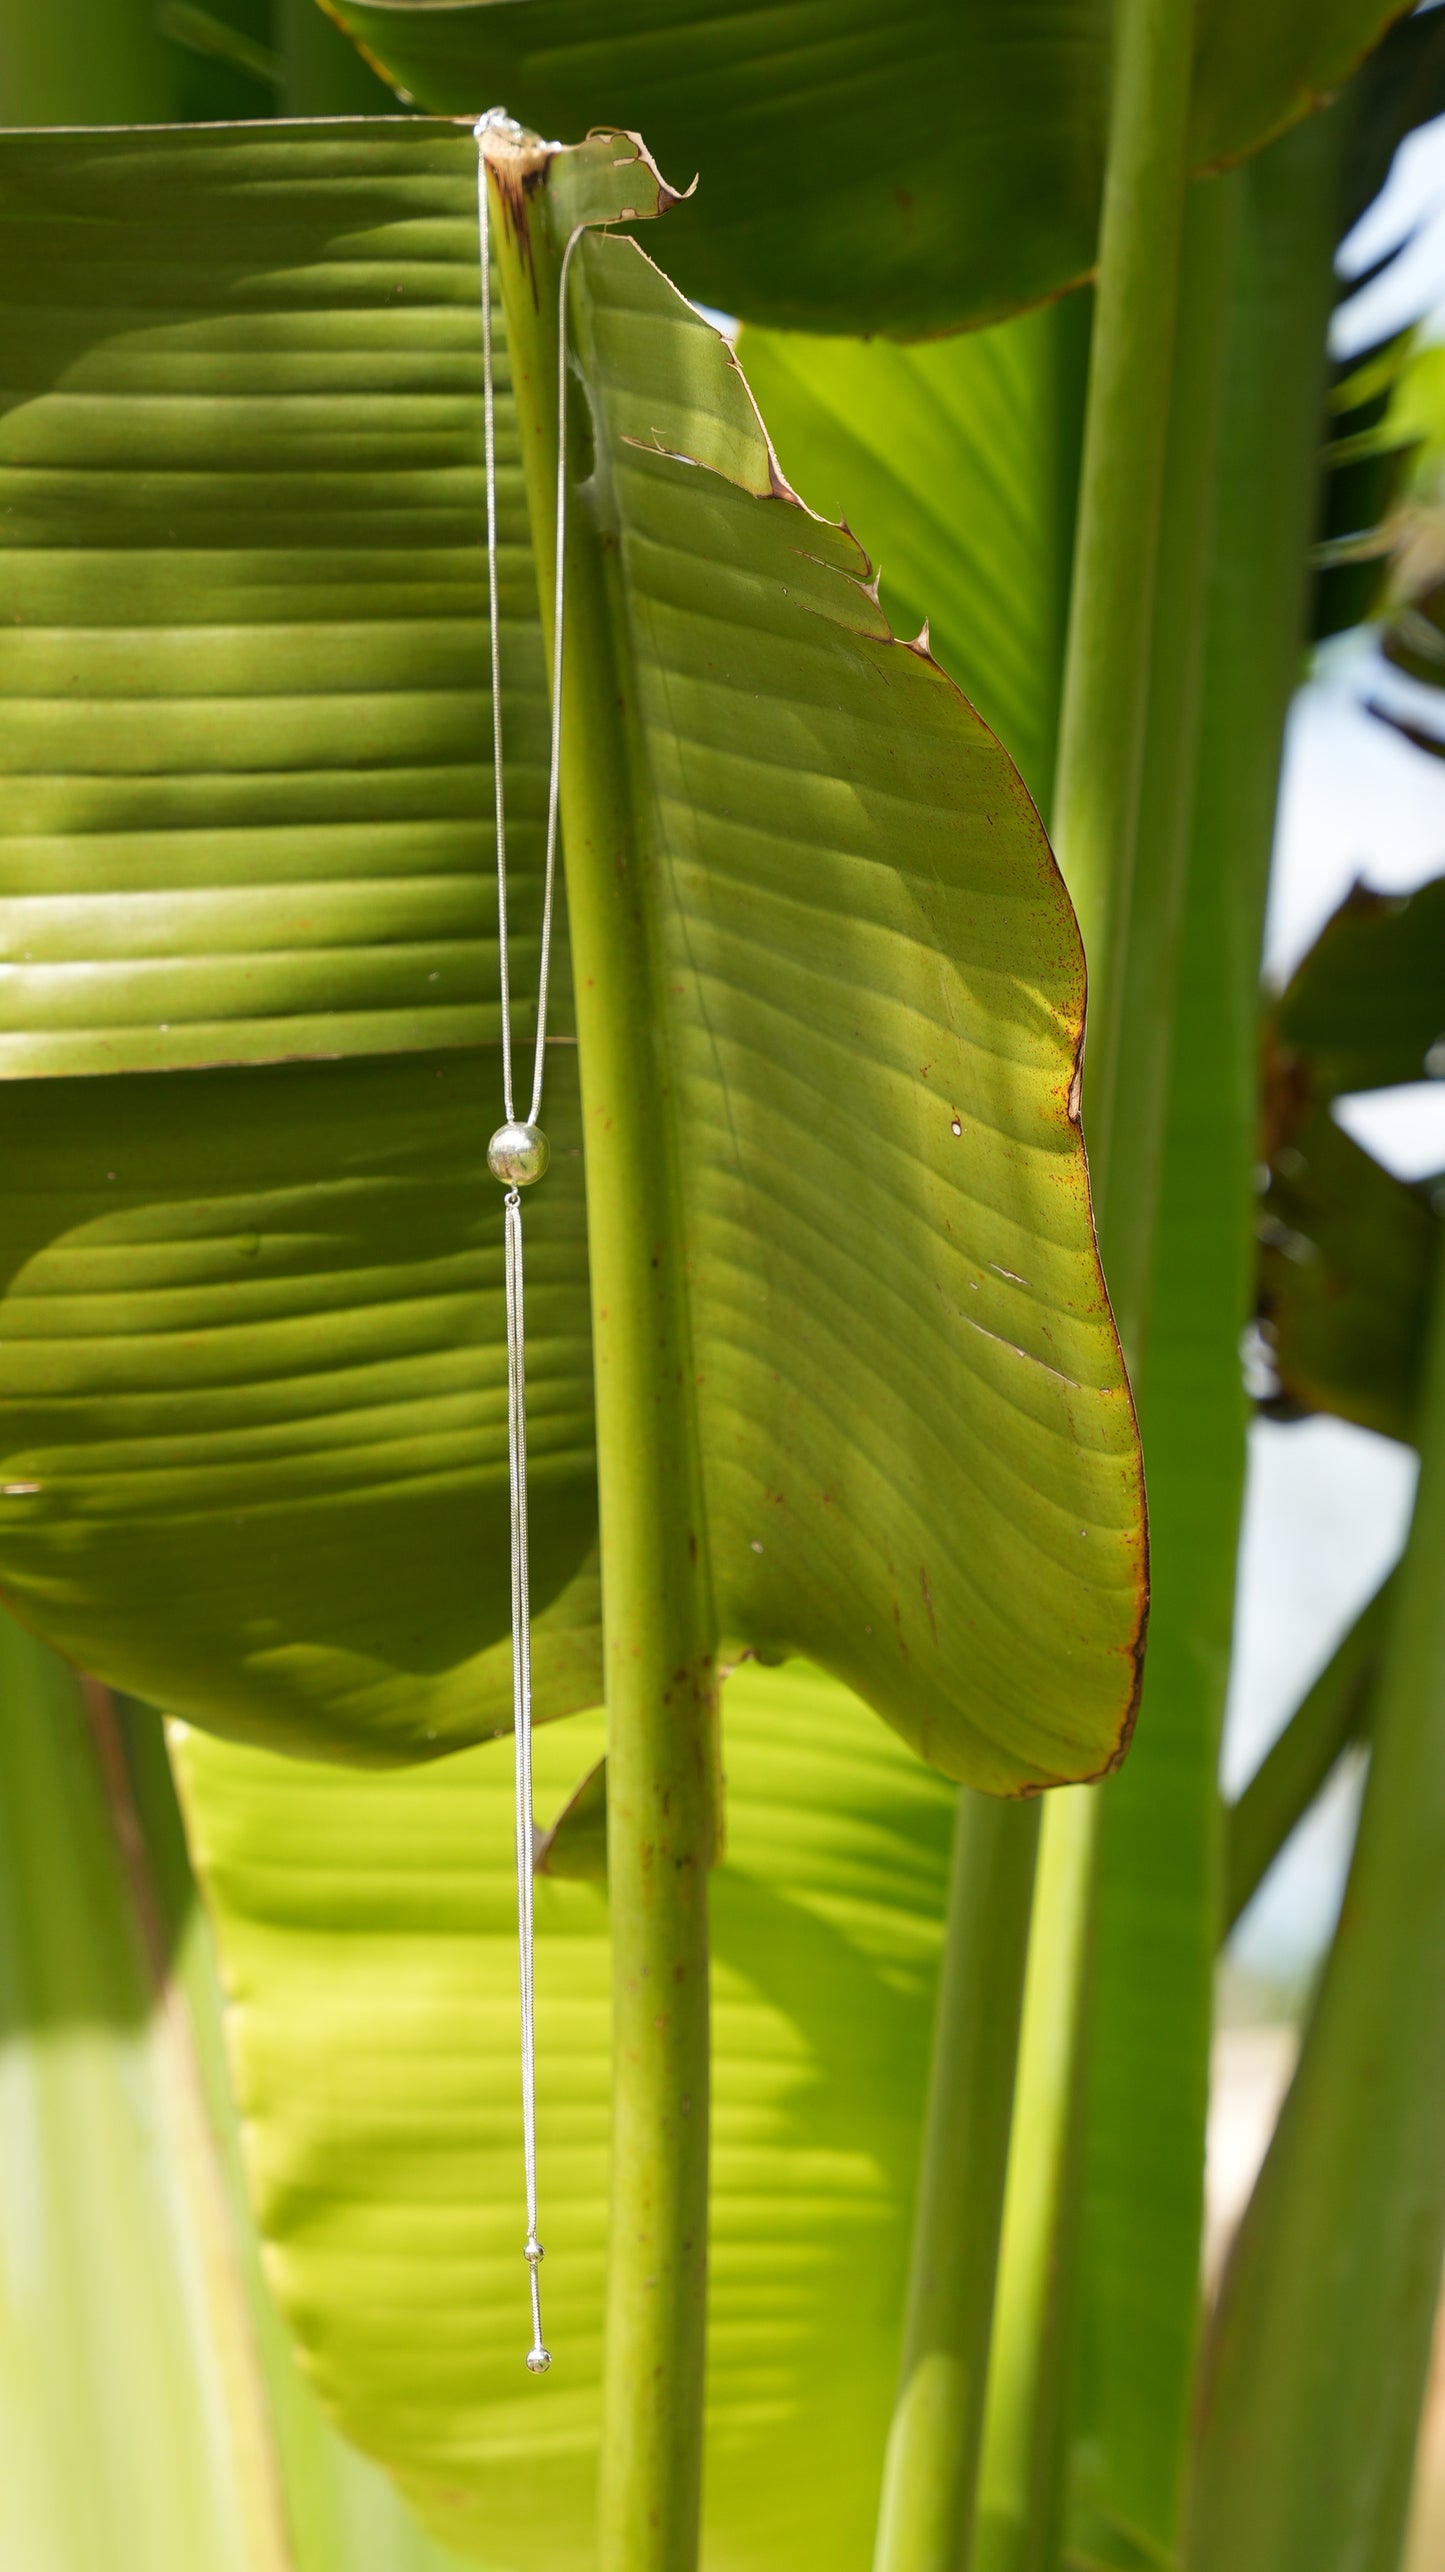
[974,1784,1099,2572]
[873,1794,1041,2572]
[1070,109,1344,2568]
[972,6,1196,2564]
[487,152,720,2572]
[1224,1568,1391,1933]
[1103,176,1241,1388]
[1052,0,1198,1347]
[1191,1241,1445,2571]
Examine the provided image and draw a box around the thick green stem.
[1105,176,1241,1385]
[974,1788,1100,2572]
[873,1795,1040,2572]
[1224,1569,1391,1934]
[1053,0,1198,1351]
[1076,112,1345,2569]
[488,144,719,2572]
[972,8,1196,2565]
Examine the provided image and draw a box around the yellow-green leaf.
[172,1661,957,2568]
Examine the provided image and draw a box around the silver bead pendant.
[488,1121,550,1187]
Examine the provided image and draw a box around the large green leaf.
[0,1051,600,1758]
[172,1660,956,2569]
[325,0,1403,336]
[0,119,1145,1791]
[0,122,550,1076]
[0,119,601,1756]
[527,178,1143,1790]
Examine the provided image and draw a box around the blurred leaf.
[172,1661,958,2570]
[1255,872,1445,1444]
[1258,1097,1436,1442]
[0,0,174,122]
[0,1612,289,2572]
[324,0,1404,336]
[1337,1,1445,235]
[160,1,283,95]
[1274,874,1445,1092]
[278,0,398,111]
[1311,335,1420,639]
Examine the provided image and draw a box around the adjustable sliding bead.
[488,1121,550,1187]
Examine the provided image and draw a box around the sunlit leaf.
[172,1660,957,2570]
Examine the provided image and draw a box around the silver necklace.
[475,109,581,2378]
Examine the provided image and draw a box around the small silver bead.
[488,1121,550,1187]
[526,2344,552,2375]
[524,2235,543,2266]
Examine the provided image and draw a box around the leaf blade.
[564,226,1146,1788]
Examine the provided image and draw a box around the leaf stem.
[873,1794,1041,2572]
[975,1786,1101,2572]
[487,151,720,2572]
[1104,173,1241,1383]
[1052,0,1198,1315]
[1075,111,1348,2565]
[974,2,1197,2562]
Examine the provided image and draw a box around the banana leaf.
[322,0,1405,336]
[171,1660,957,2570]
[0,118,1145,1794]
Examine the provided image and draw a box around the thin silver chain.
[475,110,584,2376]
